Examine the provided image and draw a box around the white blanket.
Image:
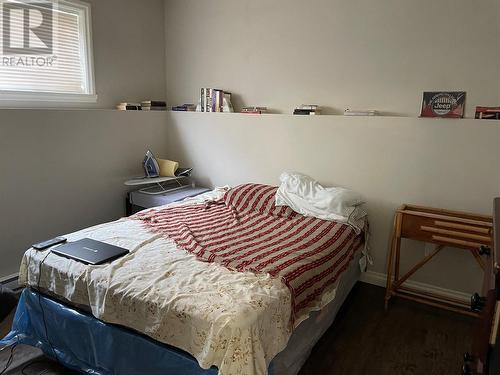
[19,189,346,375]
[275,172,365,229]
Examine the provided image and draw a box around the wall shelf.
[166,110,494,122]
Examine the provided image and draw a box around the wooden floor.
[0,283,474,375]
[299,283,474,375]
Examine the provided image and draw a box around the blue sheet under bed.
[1,289,222,375]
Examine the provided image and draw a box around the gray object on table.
[127,186,211,215]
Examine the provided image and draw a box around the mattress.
[19,188,365,375]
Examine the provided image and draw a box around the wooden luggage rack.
[385,204,493,317]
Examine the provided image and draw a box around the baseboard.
[0,273,18,283]
[359,270,471,302]
[0,273,20,291]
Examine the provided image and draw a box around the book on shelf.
[299,105,319,111]
[475,106,500,120]
[293,109,317,115]
[141,100,167,111]
[172,104,196,112]
[212,89,224,112]
[205,88,211,112]
[293,105,320,115]
[242,106,268,114]
[223,92,234,112]
[200,88,214,112]
[344,109,378,116]
[198,88,233,112]
[142,100,167,107]
[117,102,141,110]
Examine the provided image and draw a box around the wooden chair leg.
[394,237,401,283]
[393,213,403,283]
[385,214,399,310]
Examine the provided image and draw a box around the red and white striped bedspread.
[134,183,364,324]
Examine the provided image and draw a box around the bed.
[2,184,368,375]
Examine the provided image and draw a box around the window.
[0,0,96,103]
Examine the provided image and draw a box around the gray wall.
[0,110,169,277]
[89,0,166,108]
[163,0,500,293]
[164,112,500,294]
[25,0,166,109]
[0,0,168,277]
[165,0,500,116]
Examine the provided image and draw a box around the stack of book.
[241,106,267,114]
[172,104,196,112]
[116,102,141,110]
[198,88,233,112]
[293,105,320,115]
[344,109,378,116]
[141,101,167,111]
[475,106,500,120]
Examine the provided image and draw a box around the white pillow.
[275,172,364,222]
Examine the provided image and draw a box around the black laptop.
[52,238,129,265]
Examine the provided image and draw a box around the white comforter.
[19,189,344,375]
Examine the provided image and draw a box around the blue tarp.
[1,289,219,375]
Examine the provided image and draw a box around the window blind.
[0,0,94,98]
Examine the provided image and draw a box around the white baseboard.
[0,273,20,291]
[359,270,471,302]
[0,273,18,284]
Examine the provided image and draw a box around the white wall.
[163,0,500,293]
[165,0,500,116]
[0,110,169,277]
[27,0,166,109]
[0,0,168,277]
[164,112,500,294]
[88,0,166,108]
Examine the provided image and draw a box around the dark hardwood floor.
[299,283,474,375]
[0,283,474,375]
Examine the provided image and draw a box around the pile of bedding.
[135,182,364,325]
